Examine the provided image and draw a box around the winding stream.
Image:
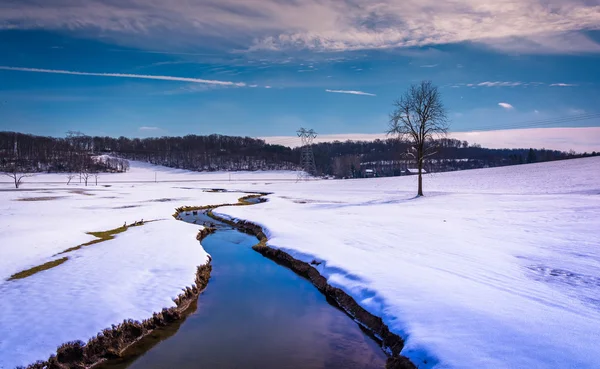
[101,204,387,368]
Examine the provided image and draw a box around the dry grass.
[57,220,154,256]
[8,257,69,281]
[8,220,156,282]
[69,189,94,196]
[15,196,64,202]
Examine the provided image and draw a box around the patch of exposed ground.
[56,220,155,256]
[69,190,95,196]
[8,257,69,281]
[7,220,157,282]
[15,196,65,202]
[146,198,181,203]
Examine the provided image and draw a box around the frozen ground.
[1,157,599,368]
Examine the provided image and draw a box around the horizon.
[1,1,599,151]
[4,127,600,153]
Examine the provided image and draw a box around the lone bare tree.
[387,81,449,196]
[2,164,34,188]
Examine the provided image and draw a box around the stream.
[104,208,387,368]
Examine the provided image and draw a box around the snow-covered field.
[1,157,599,368]
[215,157,600,369]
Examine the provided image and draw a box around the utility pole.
[297,128,317,181]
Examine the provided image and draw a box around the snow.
[213,156,600,369]
[2,156,600,369]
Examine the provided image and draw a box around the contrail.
[0,66,246,87]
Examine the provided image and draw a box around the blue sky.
[0,0,599,150]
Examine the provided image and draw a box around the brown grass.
[15,196,64,202]
[8,221,156,282]
[8,257,68,281]
[56,220,155,256]
[70,189,94,196]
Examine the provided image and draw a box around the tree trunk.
[417,170,423,196]
[417,148,424,197]
[14,175,19,189]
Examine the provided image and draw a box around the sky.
[0,0,599,151]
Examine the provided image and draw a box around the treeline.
[1,132,597,179]
[0,132,297,175]
[310,138,597,178]
[0,131,129,175]
[92,134,297,171]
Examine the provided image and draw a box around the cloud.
[453,81,577,88]
[2,1,600,54]
[139,126,159,131]
[420,64,439,68]
[262,127,600,152]
[479,81,523,87]
[498,103,514,110]
[325,89,376,96]
[0,66,247,87]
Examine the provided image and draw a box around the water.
[112,218,387,369]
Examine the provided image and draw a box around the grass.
[8,220,156,281]
[15,196,64,201]
[57,220,154,255]
[69,189,94,196]
[8,257,68,281]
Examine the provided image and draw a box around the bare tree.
[2,165,34,188]
[80,170,91,186]
[387,81,449,196]
[92,172,100,186]
[66,173,76,185]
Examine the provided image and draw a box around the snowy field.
[215,156,600,369]
[1,157,599,368]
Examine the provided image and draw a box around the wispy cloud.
[325,89,376,97]
[479,81,523,87]
[2,1,600,54]
[420,64,439,68]
[139,126,160,131]
[454,81,573,88]
[0,66,247,87]
[498,102,514,110]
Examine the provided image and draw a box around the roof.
[406,168,427,174]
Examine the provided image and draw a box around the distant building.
[405,168,427,175]
[364,168,376,177]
